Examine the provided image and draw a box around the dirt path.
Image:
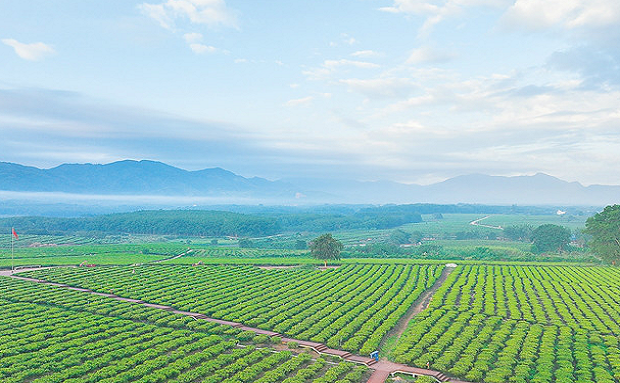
[151,249,193,263]
[5,266,470,383]
[381,265,456,350]
[469,216,503,230]
[0,265,74,277]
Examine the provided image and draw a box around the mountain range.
[1,160,618,206]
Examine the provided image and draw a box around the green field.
[13,260,620,383]
[22,264,441,355]
[0,243,189,267]
[392,264,620,383]
[478,214,588,230]
[0,276,369,383]
[0,212,595,268]
[1,211,611,383]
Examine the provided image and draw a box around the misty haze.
[2,2,620,383]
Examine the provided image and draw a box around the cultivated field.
[0,211,611,383]
[11,262,620,383]
[0,276,370,383]
[0,243,188,267]
[21,264,442,355]
[393,264,620,383]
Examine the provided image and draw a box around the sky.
[1,0,619,186]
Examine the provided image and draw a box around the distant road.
[469,216,503,230]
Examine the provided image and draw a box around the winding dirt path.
[152,249,193,263]
[3,266,470,383]
[469,216,503,230]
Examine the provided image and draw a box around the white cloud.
[380,0,508,36]
[139,0,238,30]
[183,32,203,43]
[189,43,218,54]
[383,0,620,34]
[303,59,380,80]
[340,78,417,99]
[324,59,380,70]
[380,0,507,14]
[180,32,222,54]
[285,96,314,107]
[502,0,620,31]
[351,50,380,58]
[380,0,441,14]
[2,39,55,61]
[329,33,358,47]
[407,46,455,64]
[138,3,173,29]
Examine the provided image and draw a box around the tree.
[294,239,307,250]
[410,231,424,244]
[309,233,343,267]
[503,224,534,242]
[239,238,253,248]
[389,229,411,245]
[416,243,443,257]
[584,205,620,264]
[531,224,571,253]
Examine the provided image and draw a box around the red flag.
[12,228,18,240]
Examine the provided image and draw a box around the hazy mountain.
[423,173,619,205]
[1,160,619,206]
[0,160,295,197]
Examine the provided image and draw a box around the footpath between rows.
[2,266,470,383]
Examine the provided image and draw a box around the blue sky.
[1,0,619,185]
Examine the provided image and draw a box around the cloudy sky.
[1,0,619,185]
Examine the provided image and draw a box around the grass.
[480,213,588,229]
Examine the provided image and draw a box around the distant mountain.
[423,173,620,205]
[0,160,296,197]
[1,160,619,206]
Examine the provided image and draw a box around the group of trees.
[501,223,571,253]
[389,229,424,245]
[274,210,422,232]
[0,210,281,237]
[585,205,620,264]
[300,205,620,264]
[498,205,620,264]
[531,224,572,253]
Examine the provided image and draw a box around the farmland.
[392,265,620,383]
[2,210,616,383]
[0,276,370,383]
[21,264,442,356]
[10,261,620,383]
[0,243,189,267]
[0,211,597,267]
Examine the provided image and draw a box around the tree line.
[0,210,280,237]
